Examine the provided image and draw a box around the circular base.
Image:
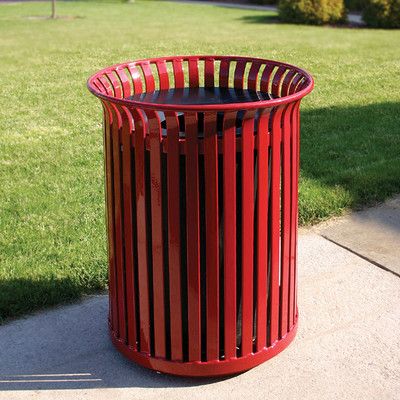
[110,317,298,377]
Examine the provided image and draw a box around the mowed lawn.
[0,0,399,322]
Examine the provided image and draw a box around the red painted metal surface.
[203,112,219,361]
[222,110,237,360]
[185,111,202,362]
[255,109,270,352]
[241,109,255,356]
[88,55,313,377]
[165,111,183,361]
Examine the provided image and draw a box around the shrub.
[362,0,400,28]
[278,0,347,25]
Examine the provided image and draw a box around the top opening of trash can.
[87,55,314,112]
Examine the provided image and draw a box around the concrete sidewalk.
[0,199,399,400]
[170,0,364,25]
[315,196,400,277]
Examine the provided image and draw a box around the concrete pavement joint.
[316,195,400,276]
[321,234,400,279]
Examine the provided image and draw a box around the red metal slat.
[165,111,183,361]
[156,61,170,91]
[247,62,262,91]
[293,78,303,93]
[288,74,301,95]
[219,60,230,88]
[241,110,256,356]
[172,59,185,89]
[127,64,143,94]
[222,111,237,359]
[298,78,309,91]
[98,75,114,96]
[106,72,123,99]
[234,61,246,89]
[288,102,300,329]
[102,101,118,333]
[188,58,199,88]
[131,108,151,354]
[281,70,297,98]
[115,68,131,98]
[288,104,296,329]
[141,63,156,92]
[185,112,202,361]
[147,110,166,358]
[294,102,301,323]
[271,66,288,98]
[255,109,270,351]
[118,105,137,348]
[269,105,284,346]
[259,64,275,93]
[279,103,294,338]
[93,79,105,94]
[204,58,215,88]
[203,112,219,361]
[110,104,126,342]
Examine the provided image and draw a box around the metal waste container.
[87,55,314,376]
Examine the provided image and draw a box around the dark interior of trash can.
[129,86,275,105]
[135,88,272,361]
[131,86,276,137]
[159,111,248,137]
[139,146,269,361]
[125,82,278,360]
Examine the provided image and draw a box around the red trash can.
[87,55,313,377]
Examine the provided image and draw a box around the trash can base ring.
[109,314,298,377]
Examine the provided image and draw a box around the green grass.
[0,0,399,322]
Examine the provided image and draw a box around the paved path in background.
[171,0,364,25]
[0,196,399,400]
[0,0,365,25]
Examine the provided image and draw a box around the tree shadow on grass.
[238,13,363,28]
[0,277,75,324]
[0,276,100,325]
[238,14,280,24]
[299,102,400,224]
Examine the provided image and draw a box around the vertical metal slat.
[110,104,127,342]
[131,108,151,354]
[255,109,270,351]
[147,110,166,358]
[269,105,283,346]
[172,59,185,89]
[119,105,137,347]
[222,111,237,359]
[165,111,183,361]
[204,112,219,360]
[205,58,215,88]
[185,112,202,361]
[103,101,118,333]
[280,103,293,338]
[241,110,256,355]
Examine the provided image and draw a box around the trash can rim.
[87,55,314,112]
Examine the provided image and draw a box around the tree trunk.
[51,0,56,19]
